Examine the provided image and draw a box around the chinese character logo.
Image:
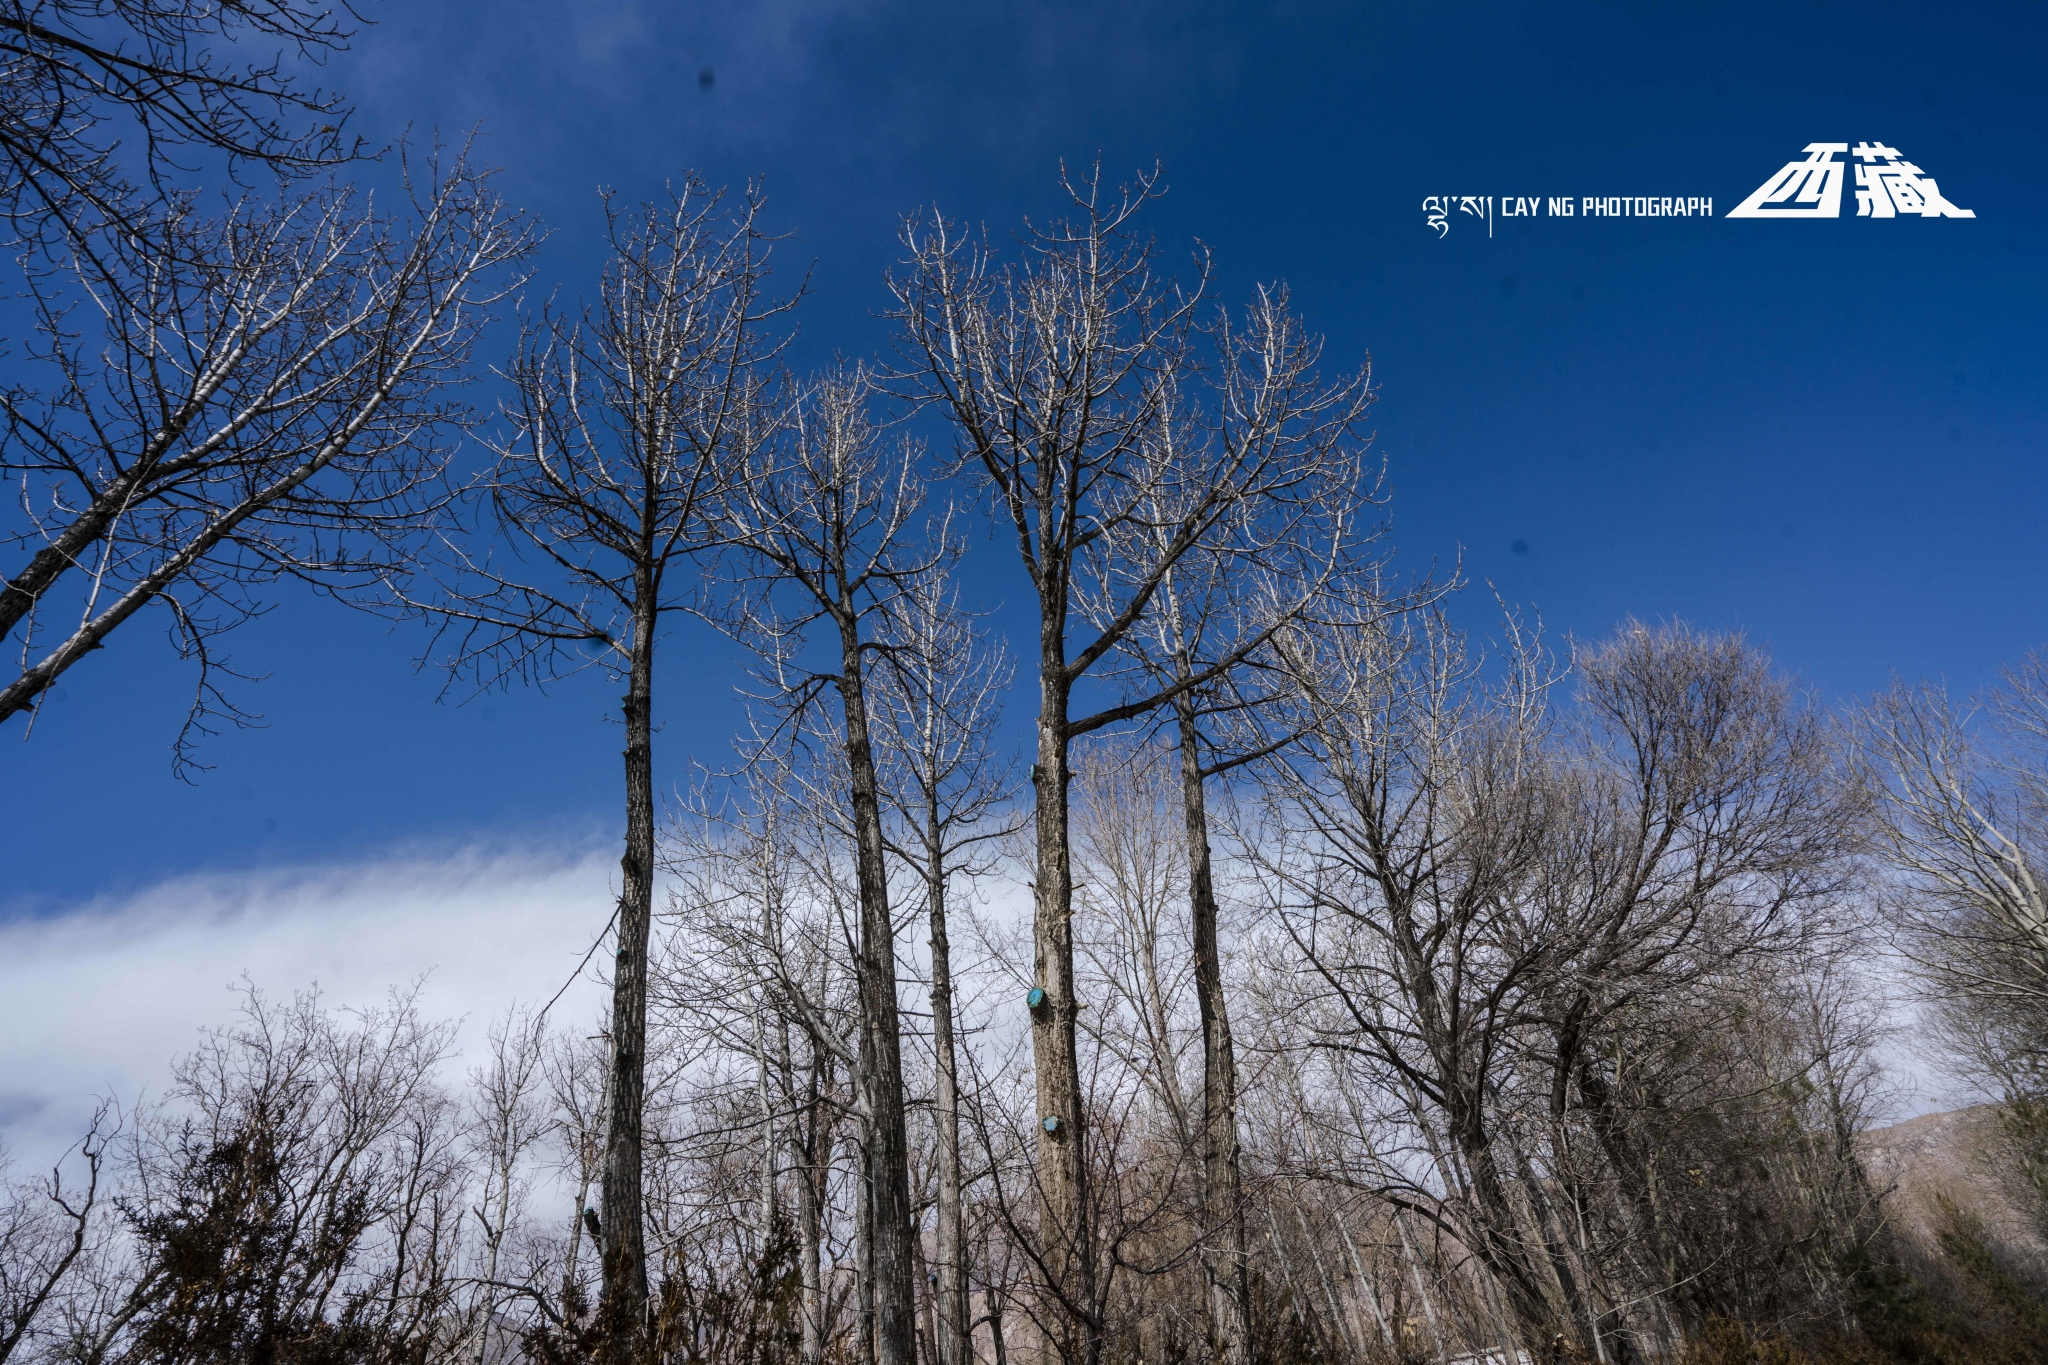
[1852,143,1974,218]
[1727,143,1848,217]
[1728,142,1974,219]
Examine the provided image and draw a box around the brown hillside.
[1860,1105,2047,1273]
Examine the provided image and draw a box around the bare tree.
[63,984,469,1365]
[664,735,873,1365]
[403,180,795,1362]
[1070,746,1196,1139]
[1082,297,1380,1365]
[466,1008,552,1365]
[1532,623,1858,1351]
[871,572,1018,1365]
[709,368,941,1365]
[887,163,1373,1364]
[0,0,367,243]
[1245,622,1859,1365]
[0,154,532,770]
[0,1105,113,1365]
[543,1025,613,1333]
[1864,651,2048,1233]
[1863,653,2048,1009]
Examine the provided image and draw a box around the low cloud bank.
[0,840,617,1169]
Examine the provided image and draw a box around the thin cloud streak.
[0,842,618,1170]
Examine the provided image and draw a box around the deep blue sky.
[4,0,2042,909]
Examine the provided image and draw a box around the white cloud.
[0,840,619,1170]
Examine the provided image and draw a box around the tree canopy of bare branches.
[1864,653,2048,1014]
[1863,653,2048,1229]
[0,153,533,770]
[0,0,366,242]
[402,179,796,1365]
[709,367,947,1365]
[1247,615,1864,1358]
[887,162,1377,1365]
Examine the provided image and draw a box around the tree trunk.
[756,1005,780,1248]
[1294,1200,1364,1361]
[565,1184,592,1323]
[1333,1205,1397,1353]
[1031,659,1096,1365]
[795,1037,828,1365]
[476,1144,515,1365]
[836,617,920,1365]
[1174,697,1251,1365]
[1449,1112,1568,1356]
[987,1278,1009,1365]
[927,813,972,1365]
[857,1130,878,1365]
[1508,1125,1605,1362]
[565,1064,610,1325]
[599,590,655,1364]
[1393,1210,1451,1365]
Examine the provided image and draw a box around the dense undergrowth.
[1680,1201,2048,1365]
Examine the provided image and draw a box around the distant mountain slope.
[1861,1105,2046,1272]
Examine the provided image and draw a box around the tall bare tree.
[1246,614,1858,1357]
[888,164,1374,1364]
[403,180,795,1363]
[0,156,531,769]
[1083,303,1379,1365]
[710,368,937,1365]
[665,743,867,1365]
[871,572,1017,1365]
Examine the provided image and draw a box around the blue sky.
[3,0,2043,909]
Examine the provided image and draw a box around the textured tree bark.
[1031,660,1097,1365]
[987,1278,1009,1365]
[926,809,972,1365]
[1173,698,1251,1365]
[1450,1109,1569,1353]
[0,476,140,642]
[796,1136,825,1365]
[1508,1125,1607,1361]
[856,1132,877,1365]
[836,614,920,1365]
[598,588,656,1364]
[793,1033,828,1365]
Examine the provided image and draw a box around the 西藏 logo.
[1727,143,1974,219]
